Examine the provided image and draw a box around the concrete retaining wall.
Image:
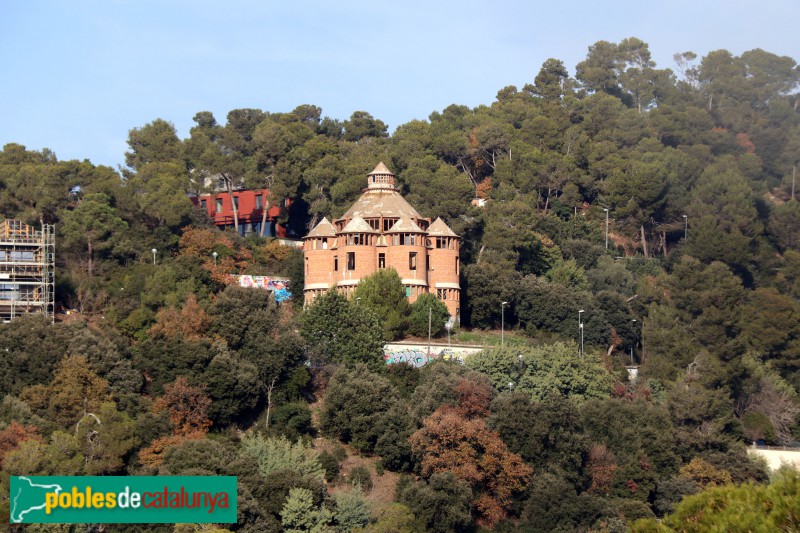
[747,447,800,471]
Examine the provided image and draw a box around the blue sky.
[1,0,797,169]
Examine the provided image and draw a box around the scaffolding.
[0,220,55,323]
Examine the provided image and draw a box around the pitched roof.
[305,217,336,238]
[387,216,425,233]
[339,189,421,221]
[340,216,378,233]
[427,217,459,237]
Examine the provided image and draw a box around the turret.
[303,218,336,305]
[366,162,396,190]
[337,216,378,298]
[426,217,461,319]
[385,217,428,302]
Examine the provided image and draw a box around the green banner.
[9,476,237,524]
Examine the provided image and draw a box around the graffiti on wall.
[383,347,477,367]
[230,275,292,302]
[384,349,431,368]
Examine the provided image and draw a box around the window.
[437,237,447,249]
[405,286,411,297]
[200,199,207,210]
[233,196,239,209]
[215,198,223,212]
[10,251,34,261]
[437,289,446,300]
[456,257,460,275]
[378,253,385,269]
[347,234,366,246]
[255,194,263,210]
[409,252,417,271]
[334,256,338,271]
[347,252,355,271]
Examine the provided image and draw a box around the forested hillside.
[1,38,799,531]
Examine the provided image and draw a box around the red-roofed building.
[192,189,289,238]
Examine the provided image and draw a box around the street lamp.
[212,251,218,265]
[501,301,508,347]
[578,309,585,356]
[445,316,455,348]
[356,297,361,306]
[151,248,157,265]
[682,214,688,240]
[631,318,637,365]
[427,306,432,357]
[603,208,610,249]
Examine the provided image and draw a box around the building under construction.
[0,220,55,322]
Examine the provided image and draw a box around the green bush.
[347,464,373,492]
[318,450,341,483]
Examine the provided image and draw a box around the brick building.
[303,163,461,318]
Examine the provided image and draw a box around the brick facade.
[303,163,461,318]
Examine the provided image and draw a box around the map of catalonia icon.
[10,476,63,523]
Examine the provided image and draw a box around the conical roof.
[340,190,421,221]
[340,216,378,233]
[336,162,425,223]
[427,217,459,237]
[305,217,336,238]
[387,216,425,233]
[369,162,394,177]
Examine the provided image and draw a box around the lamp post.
[682,214,688,241]
[151,248,157,265]
[631,318,637,365]
[445,316,454,348]
[212,251,218,265]
[427,306,432,357]
[578,309,585,356]
[501,301,508,347]
[603,208,610,249]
